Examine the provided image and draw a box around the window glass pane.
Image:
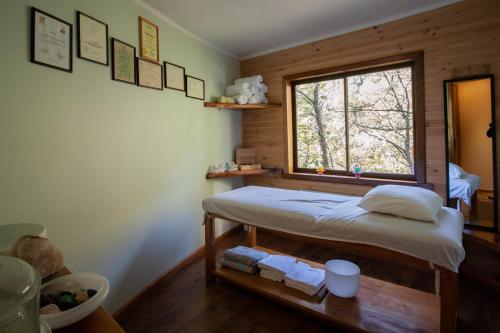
[295,79,346,170]
[347,67,414,174]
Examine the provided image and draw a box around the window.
[290,54,425,182]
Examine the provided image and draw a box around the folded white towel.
[284,262,325,296]
[226,82,251,96]
[286,280,324,296]
[258,255,296,275]
[260,268,284,282]
[235,75,263,86]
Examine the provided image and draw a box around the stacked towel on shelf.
[220,246,269,274]
[235,75,263,86]
[284,262,325,296]
[225,75,269,104]
[248,93,266,104]
[220,257,258,274]
[257,255,297,282]
[225,82,251,96]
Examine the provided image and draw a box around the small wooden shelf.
[214,246,439,333]
[206,169,270,179]
[204,102,282,110]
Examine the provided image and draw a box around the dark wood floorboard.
[118,229,499,333]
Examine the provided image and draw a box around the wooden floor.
[117,229,499,333]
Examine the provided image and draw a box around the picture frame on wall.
[138,16,159,63]
[164,62,185,91]
[77,11,109,66]
[111,38,136,85]
[31,7,72,72]
[137,57,163,90]
[185,75,205,100]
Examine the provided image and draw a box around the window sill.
[282,172,433,190]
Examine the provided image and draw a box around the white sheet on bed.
[202,186,465,272]
[449,172,480,206]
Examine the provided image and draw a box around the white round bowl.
[325,259,360,298]
[41,272,109,329]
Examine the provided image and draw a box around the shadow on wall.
[99,177,241,311]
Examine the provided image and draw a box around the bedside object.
[10,235,64,279]
[325,260,360,298]
[239,164,261,171]
[0,223,47,255]
[41,272,109,330]
[236,148,256,165]
[354,164,362,178]
[0,256,43,333]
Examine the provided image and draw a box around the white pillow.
[358,185,443,224]
[449,163,465,179]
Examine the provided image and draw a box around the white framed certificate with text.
[137,58,163,90]
[77,11,109,66]
[185,75,205,100]
[31,7,72,72]
[164,62,185,91]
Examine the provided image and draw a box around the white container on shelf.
[325,259,360,298]
[0,223,47,255]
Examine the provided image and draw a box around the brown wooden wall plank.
[241,0,500,202]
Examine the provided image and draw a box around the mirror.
[444,75,497,231]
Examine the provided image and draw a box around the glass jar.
[0,256,41,333]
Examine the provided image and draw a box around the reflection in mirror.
[444,75,496,230]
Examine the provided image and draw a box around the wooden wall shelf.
[204,102,282,110]
[206,169,270,179]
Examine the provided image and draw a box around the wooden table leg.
[439,268,458,333]
[204,214,216,285]
[248,226,257,247]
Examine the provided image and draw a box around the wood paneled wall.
[241,0,500,199]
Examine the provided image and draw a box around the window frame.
[286,52,426,184]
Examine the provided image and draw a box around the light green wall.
[0,0,242,311]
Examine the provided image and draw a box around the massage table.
[202,186,465,333]
[449,172,480,207]
[449,172,480,220]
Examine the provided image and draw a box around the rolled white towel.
[249,83,268,94]
[259,83,268,94]
[232,94,249,104]
[235,75,263,86]
[226,82,251,97]
[248,93,266,104]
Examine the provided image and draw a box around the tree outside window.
[294,66,414,177]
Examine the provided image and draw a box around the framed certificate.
[77,11,109,66]
[137,58,163,90]
[138,16,159,63]
[185,75,205,100]
[31,7,72,72]
[111,38,136,85]
[164,62,185,91]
